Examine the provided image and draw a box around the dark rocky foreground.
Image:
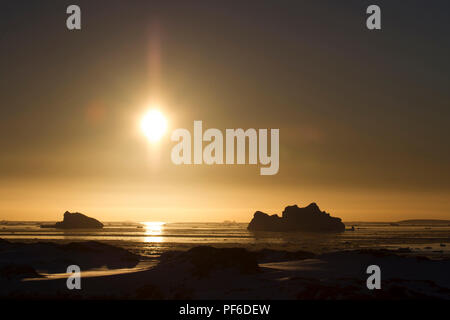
[0,239,139,277]
[1,239,449,299]
[40,211,103,229]
[248,203,345,232]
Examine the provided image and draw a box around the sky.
[0,0,449,222]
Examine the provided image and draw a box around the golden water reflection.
[143,221,165,243]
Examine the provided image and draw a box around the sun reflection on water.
[142,221,165,243]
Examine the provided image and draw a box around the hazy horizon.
[2,203,450,224]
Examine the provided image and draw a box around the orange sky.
[1,2,449,222]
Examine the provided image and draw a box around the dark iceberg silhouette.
[248,203,345,233]
[41,211,103,229]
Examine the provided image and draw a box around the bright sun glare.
[141,109,168,142]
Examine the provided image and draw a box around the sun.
[141,109,168,142]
